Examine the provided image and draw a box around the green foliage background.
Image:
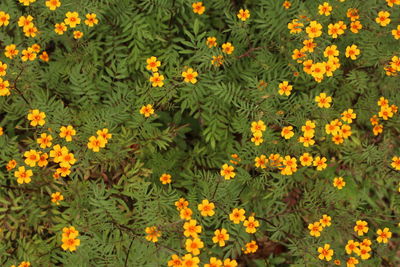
[0,0,399,266]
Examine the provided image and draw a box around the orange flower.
[73,31,83,39]
[306,21,323,38]
[198,199,215,216]
[354,220,368,236]
[375,11,391,26]
[229,208,246,223]
[64,12,81,28]
[192,2,205,15]
[46,0,61,10]
[333,177,345,189]
[243,216,259,233]
[212,228,229,246]
[182,68,198,84]
[206,37,217,48]
[318,2,332,16]
[159,173,172,184]
[345,45,360,60]
[140,104,155,117]
[146,56,161,72]
[85,13,99,27]
[278,81,292,96]
[237,9,250,21]
[0,11,10,26]
[222,42,234,54]
[54,23,67,34]
[149,72,164,87]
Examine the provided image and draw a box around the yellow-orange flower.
[87,136,106,152]
[51,192,64,205]
[46,0,61,10]
[220,164,235,180]
[146,56,161,72]
[375,11,391,26]
[306,21,323,38]
[317,244,334,261]
[222,42,235,54]
[149,72,164,87]
[333,177,345,189]
[27,109,45,126]
[237,9,250,21]
[140,104,155,117]
[229,208,246,224]
[14,166,33,184]
[345,45,360,60]
[54,23,67,34]
[315,93,332,108]
[212,228,229,246]
[198,199,215,216]
[85,13,98,27]
[37,133,53,148]
[64,12,81,28]
[185,237,204,255]
[160,173,172,184]
[182,68,198,84]
[354,220,368,236]
[243,216,259,233]
[60,125,76,141]
[145,226,161,242]
[0,11,10,26]
[192,2,205,15]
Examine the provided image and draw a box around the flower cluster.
[61,226,81,252]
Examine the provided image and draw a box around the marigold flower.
[37,133,53,148]
[392,156,400,170]
[387,0,400,6]
[299,135,315,147]
[391,56,400,71]
[376,227,392,243]
[229,208,245,223]
[168,254,182,267]
[251,120,266,134]
[254,154,268,168]
[97,128,112,142]
[212,228,229,246]
[318,2,332,16]
[50,144,68,162]
[299,153,313,166]
[85,13,98,27]
[145,226,161,242]
[223,259,238,267]
[346,8,359,21]
[345,45,360,60]
[60,152,76,167]
[358,245,371,260]
[237,9,250,21]
[222,42,234,54]
[0,11,10,26]
[18,262,30,267]
[160,173,172,184]
[87,136,106,152]
[46,0,61,10]
[313,156,327,171]
[308,222,322,237]
[311,62,326,79]
[206,37,217,48]
[183,219,202,238]
[204,257,222,267]
[251,131,263,146]
[288,19,303,34]
[340,124,352,139]
[5,44,19,59]
[61,236,80,251]
[315,93,332,108]
[345,240,360,255]
[292,48,306,62]
[140,104,155,117]
[350,21,362,33]
[354,220,368,236]
[211,55,224,67]
[185,237,204,255]
[19,0,36,5]
[244,240,258,254]
[318,244,334,261]
[51,192,64,205]
[345,257,358,267]
[341,109,356,123]
[149,72,164,87]
[283,1,291,9]
[146,56,161,72]
[328,23,345,38]
[6,160,17,171]
[392,25,400,39]
[57,162,71,177]
[306,21,323,38]
[376,11,391,26]
[14,166,33,184]
[18,15,33,28]
[378,106,393,120]
[30,44,40,53]
[198,199,215,216]
[320,214,331,227]
[38,153,49,167]
[0,78,10,96]
[301,120,315,137]
[220,164,235,180]
[332,134,344,144]
[54,23,67,34]
[21,48,37,62]
[64,11,81,28]
[180,207,193,220]
[175,198,189,210]
[301,39,316,53]
[278,81,292,96]
[281,126,294,139]
[373,124,383,136]
[243,216,259,233]
[182,68,198,84]
[182,254,200,267]
[73,31,83,39]
[24,149,40,167]
[60,125,76,141]
[192,2,205,15]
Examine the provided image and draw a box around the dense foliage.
[0,0,399,266]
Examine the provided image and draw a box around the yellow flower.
[204,257,222,267]
[182,254,200,267]
[37,133,53,148]
[28,109,46,126]
[301,120,316,137]
[0,78,10,96]
[345,240,360,255]
[229,208,246,224]
[198,199,215,216]
[345,45,360,60]
[206,37,217,48]
[24,149,40,167]
[376,227,392,243]
[317,244,334,261]
[298,135,315,147]
[346,257,359,267]
[175,198,189,210]
[243,240,258,254]
[85,13,98,27]
[19,0,36,6]
[146,56,161,72]
[18,15,33,28]
[324,45,339,58]
[315,93,332,108]
[140,104,155,117]
[254,155,268,168]
[61,236,81,251]
[392,156,400,170]
[223,259,238,267]
[318,2,332,16]
[21,48,37,62]
[341,109,356,123]
[221,42,234,54]
[17,262,31,267]
[308,222,322,237]
[278,81,292,96]
[313,156,327,171]
[6,160,17,171]
[160,173,172,184]
[0,11,10,27]
[87,136,106,152]
[149,72,164,87]
[251,120,266,134]
[306,21,323,38]
[220,164,235,180]
[300,153,313,166]
[192,2,205,15]
[243,216,259,233]
[73,31,83,39]
[145,226,161,242]
[281,126,294,139]
[51,192,64,205]
[64,12,81,28]
[354,220,368,236]
[54,23,67,35]
[97,128,112,142]
[46,0,61,10]
[180,207,193,220]
[375,11,391,26]
[333,177,345,189]
[185,237,204,255]
[182,68,198,84]
[60,125,76,141]
[319,214,331,227]
[358,245,371,260]
[212,228,229,246]
[14,166,33,184]
[183,219,202,238]
[4,44,19,59]
[237,9,250,21]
